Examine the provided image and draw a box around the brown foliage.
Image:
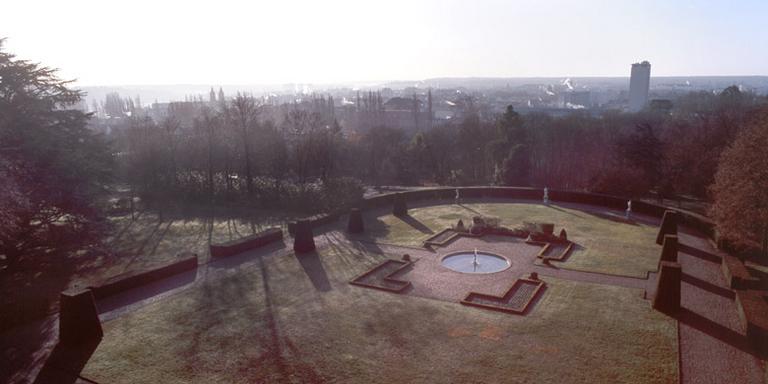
[710,109,768,255]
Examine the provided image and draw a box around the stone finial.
[659,235,679,265]
[653,261,682,315]
[393,193,408,216]
[559,228,568,241]
[293,220,316,253]
[656,210,678,245]
[347,208,364,234]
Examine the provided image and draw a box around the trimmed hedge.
[288,213,341,235]
[210,228,283,258]
[89,254,198,300]
[347,208,364,233]
[293,220,316,253]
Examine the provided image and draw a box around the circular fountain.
[441,248,510,274]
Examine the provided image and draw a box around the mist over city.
[2,1,768,384]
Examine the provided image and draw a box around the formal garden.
[29,189,763,384]
[3,16,768,383]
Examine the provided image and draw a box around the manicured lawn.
[362,200,661,278]
[82,245,677,383]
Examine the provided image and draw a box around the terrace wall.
[89,254,198,300]
[351,187,717,242]
[209,228,283,258]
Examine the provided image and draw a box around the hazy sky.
[3,0,767,85]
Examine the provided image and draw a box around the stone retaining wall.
[352,187,717,241]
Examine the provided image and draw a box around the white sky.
[3,0,767,85]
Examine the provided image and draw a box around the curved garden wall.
[354,187,716,242]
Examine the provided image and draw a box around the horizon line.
[73,74,768,88]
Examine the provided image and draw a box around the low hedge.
[210,228,283,258]
[89,254,198,300]
[288,213,341,236]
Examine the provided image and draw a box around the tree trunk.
[243,144,253,195]
[207,140,214,201]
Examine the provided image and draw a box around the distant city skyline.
[3,0,768,86]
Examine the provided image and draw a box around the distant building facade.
[337,91,434,133]
[628,61,651,112]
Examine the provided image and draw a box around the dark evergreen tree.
[0,39,112,268]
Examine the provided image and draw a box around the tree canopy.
[0,39,112,267]
[710,108,768,257]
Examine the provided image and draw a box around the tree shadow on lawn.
[166,255,323,383]
[396,214,435,235]
[340,214,390,252]
[312,230,416,291]
[543,204,585,218]
[322,231,389,266]
[252,257,325,382]
[109,210,146,245]
[119,219,173,272]
[579,209,640,226]
[457,203,482,215]
[172,263,260,376]
[295,251,332,292]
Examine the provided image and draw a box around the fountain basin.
[441,251,511,274]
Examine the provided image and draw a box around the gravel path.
[532,265,650,290]
[675,231,764,384]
